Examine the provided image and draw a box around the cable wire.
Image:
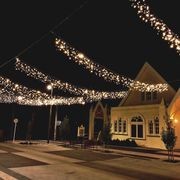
[0,0,88,69]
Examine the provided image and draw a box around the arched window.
[95,105,103,119]
[131,116,144,138]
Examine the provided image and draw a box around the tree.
[26,112,35,144]
[60,115,71,141]
[161,111,177,162]
[101,121,112,145]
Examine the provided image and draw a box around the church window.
[154,117,159,134]
[148,117,159,135]
[123,120,127,133]
[114,119,127,134]
[118,119,122,132]
[148,120,153,134]
[131,116,144,138]
[141,92,158,101]
[114,120,118,132]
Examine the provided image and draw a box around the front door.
[94,118,103,140]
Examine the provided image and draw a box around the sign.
[77,125,85,137]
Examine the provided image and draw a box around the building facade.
[168,89,180,149]
[111,62,179,149]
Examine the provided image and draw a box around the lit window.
[141,92,158,101]
[114,120,118,132]
[148,120,153,134]
[148,117,159,135]
[123,120,127,133]
[154,117,159,134]
[115,119,127,134]
[118,119,122,132]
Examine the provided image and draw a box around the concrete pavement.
[0,141,179,179]
[95,146,180,161]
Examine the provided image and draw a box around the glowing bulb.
[77,53,84,59]
[17,96,23,101]
[47,84,53,90]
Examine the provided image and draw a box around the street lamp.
[47,84,53,143]
[54,105,58,141]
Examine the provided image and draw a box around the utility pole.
[47,84,53,144]
[54,106,58,141]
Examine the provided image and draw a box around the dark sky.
[0,0,179,139]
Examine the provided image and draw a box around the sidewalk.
[42,140,180,161]
[7,140,180,161]
[93,145,180,161]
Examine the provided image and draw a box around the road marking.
[0,171,17,180]
[0,150,7,153]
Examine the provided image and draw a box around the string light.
[0,76,85,106]
[15,58,128,100]
[130,0,180,55]
[55,38,168,92]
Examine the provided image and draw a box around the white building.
[111,62,180,149]
[168,89,180,149]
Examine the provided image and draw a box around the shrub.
[109,138,137,147]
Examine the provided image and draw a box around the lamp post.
[47,84,53,144]
[53,105,58,141]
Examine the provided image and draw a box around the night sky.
[0,0,179,139]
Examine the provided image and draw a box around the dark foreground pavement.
[0,141,179,179]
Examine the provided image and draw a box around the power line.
[0,0,88,69]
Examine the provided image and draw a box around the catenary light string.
[0,93,85,106]
[1,0,177,106]
[0,1,89,106]
[55,37,168,92]
[15,58,128,100]
[0,76,85,106]
[129,0,180,55]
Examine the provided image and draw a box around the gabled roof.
[119,62,176,106]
